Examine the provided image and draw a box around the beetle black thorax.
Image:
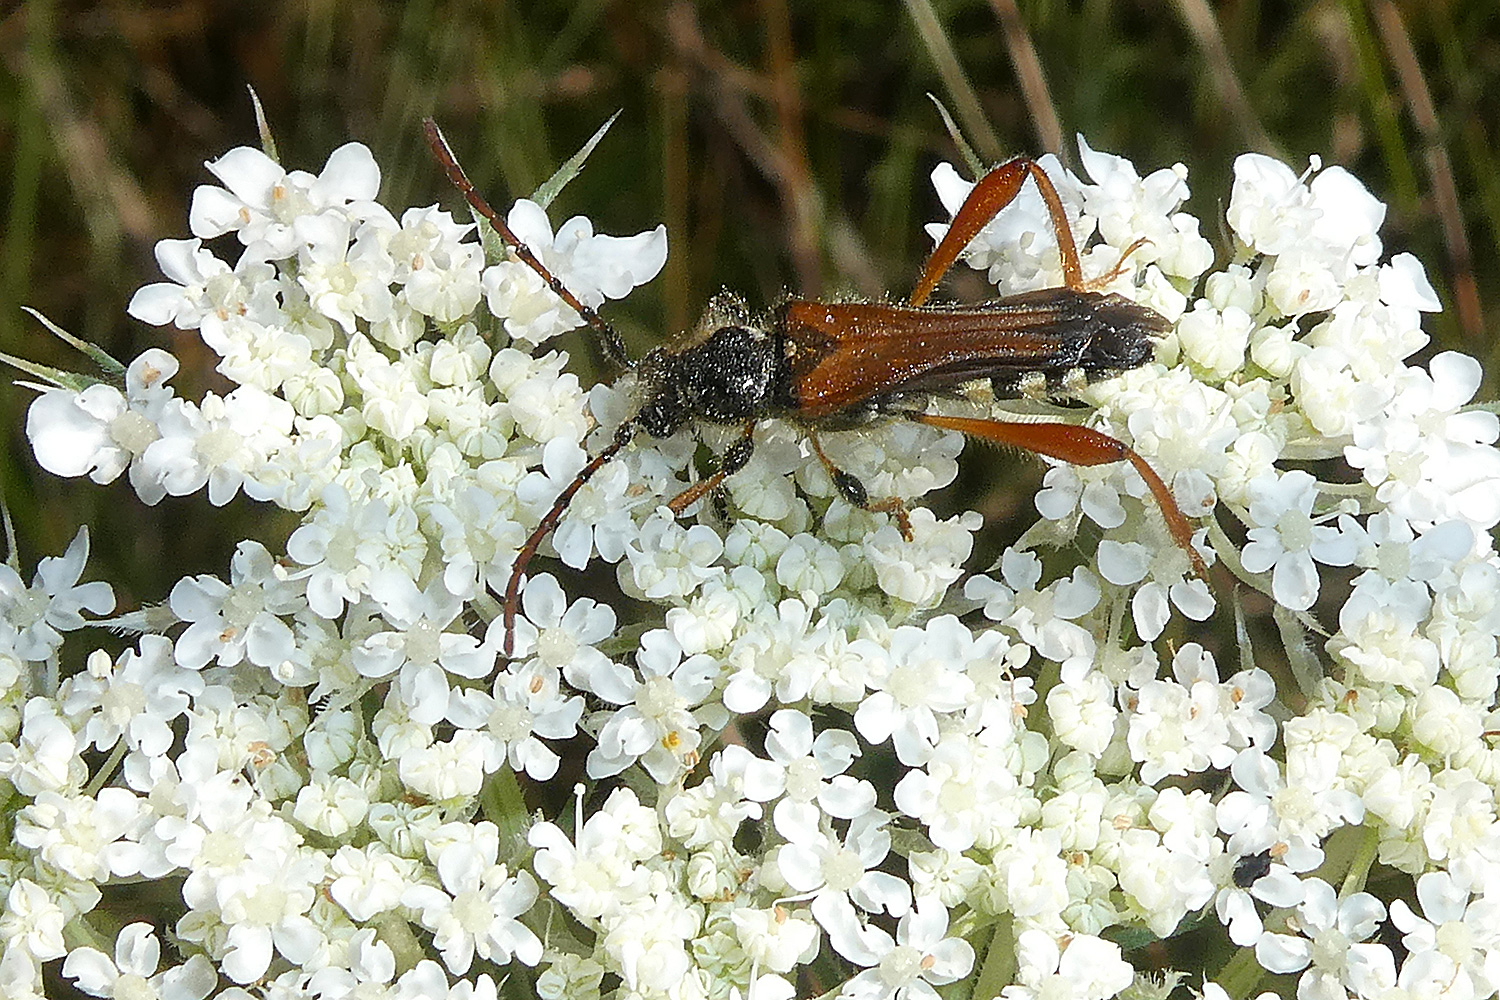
[635,323,784,438]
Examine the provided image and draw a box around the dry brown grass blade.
[5,46,156,248]
[1373,1,1482,342]
[902,0,1003,163]
[664,1,834,298]
[1171,0,1281,159]
[985,0,1063,158]
[761,0,822,299]
[657,66,692,338]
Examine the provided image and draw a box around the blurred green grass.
[1,0,1497,607]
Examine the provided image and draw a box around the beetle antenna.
[501,421,638,658]
[423,118,633,369]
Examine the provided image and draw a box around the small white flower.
[528,786,660,921]
[25,349,183,503]
[446,657,584,781]
[498,573,615,685]
[62,922,216,1000]
[863,509,979,609]
[327,843,419,922]
[1215,842,1320,948]
[290,773,368,837]
[775,533,846,595]
[353,576,494,726]
[664,743,782,849]
[170,540,302,674]
[765,708,875,829]
[777,809,911,959]
[854,616,978,765]
[1073,137,1213,282]
[1125,644,1245,784]
[0,527,114,662]
[15,787,148,881]
[0,699,85,795]
[1217,747,1362,859]
[836,896,974,1000]
[61,637,203,756]
[1239,469,1355,610]
[402,821,543,974]
[1226,153,1321,257]
[1044,671,1118,756]
[26,385,133,487]
[481,198,666,347]
[286,485,419,619]
[619,509,726,602]
[730,905,820,976]
[190,141,383,257]
[1389,870,1500,999]
[1347,351,1500,532]
[720,598,825,714]
[187,836,327,984]
[0,879,70,968]
[127,237,276,332]
[892,733,1025,852]
[544,444,639,570]
[1254,877,1393,998]
[396,728,490,803]
[586,629,722,782]
[1176,300,1254,380]
[1000,930,1133,1000]
[345,333,429,441]
[389,205,484,322]
[138,386,296,506]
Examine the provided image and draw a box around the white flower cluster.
[5,126,1499,1000]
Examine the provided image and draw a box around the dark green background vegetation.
[2,0,1496,615]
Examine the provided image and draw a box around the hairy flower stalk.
[3,126,1498,1000]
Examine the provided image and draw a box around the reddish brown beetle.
[422,120,1203,656]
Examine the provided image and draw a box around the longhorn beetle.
[421,119,1205,657]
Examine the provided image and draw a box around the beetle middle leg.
[807,432,913,541]
[667,422,758,515]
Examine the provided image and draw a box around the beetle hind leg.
[907,411,1206,577]
[1080,236,1153,292]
